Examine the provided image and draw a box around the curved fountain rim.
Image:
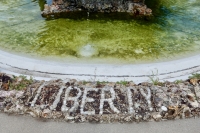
[0,50,200,83]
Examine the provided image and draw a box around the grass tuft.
[189,73,200,79]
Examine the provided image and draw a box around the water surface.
[0,0,200,64]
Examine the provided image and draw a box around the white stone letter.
[80,88,98,115]
[99,87,120,115]
[50,79,70,110]
[139,87,153,111]
[126,87,137,114]
[61,86,82,112]
[31,82,46,107]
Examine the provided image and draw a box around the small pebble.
[161,106,168,111]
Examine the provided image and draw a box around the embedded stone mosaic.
[0,73,200,123]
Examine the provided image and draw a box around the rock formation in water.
[41,0,152,17]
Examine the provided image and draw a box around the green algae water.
[0,0,200,64]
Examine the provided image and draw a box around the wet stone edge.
[0,73,200,123]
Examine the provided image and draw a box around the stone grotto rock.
[41,0,152,18]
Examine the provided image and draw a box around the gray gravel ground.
[0,113,200,133]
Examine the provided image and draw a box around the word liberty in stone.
[30,82,152,115]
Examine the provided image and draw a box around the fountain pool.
[0,0,200,64]
[0,0,200,82]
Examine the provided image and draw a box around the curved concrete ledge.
[0,50,200,83]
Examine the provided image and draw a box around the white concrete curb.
[0,50,200,83]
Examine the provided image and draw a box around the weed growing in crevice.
[9,75,34,90]
[189,73,200,79]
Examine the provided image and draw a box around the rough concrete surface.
[0,113,200,133]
